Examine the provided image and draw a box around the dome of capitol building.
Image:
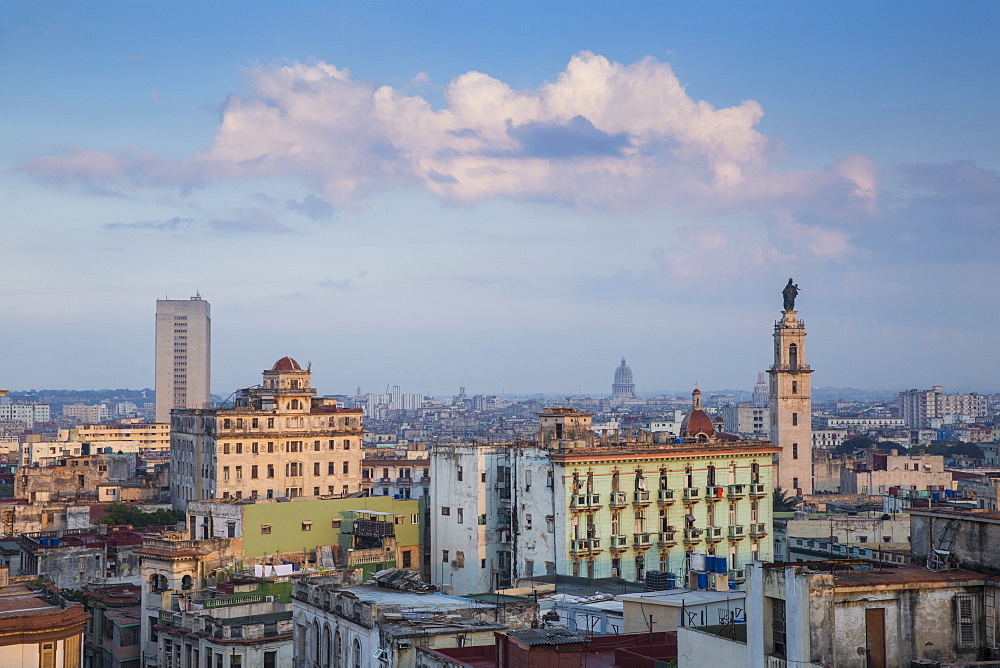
[611,357,636,399]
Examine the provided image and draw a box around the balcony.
[633,532,652,548]
[633,490,651,506]
[683,529,702,545]
[705,486,724,502]
[657,489,675,505]
[682,488,700,503]
[609,492,628,508]
[749,483,767,498]
[570,494,603,511]
[570,538,601,555]
[728,525,745,540]
[728,568,746,583]
[727,484,746,500]
[705,526,723,543]
[609,535,629,551]
[750,523,767,538]
[656,531,677,548]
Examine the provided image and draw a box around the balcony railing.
[749,483,767,497]
[750,523,767,538]
[570,494,602,511]
[727,484,746,499]
[609,492,628,508]
[570,538,601,555]
[683,529,702,544]
[705,526,723,542]
[633,490,651,505]
[656,531,677,547]
[657,489,675,504]
[633,532,652,548]
[705,486,724,501]
[728,525,745,539]
[610,535,629,550]
[683,488,700,503]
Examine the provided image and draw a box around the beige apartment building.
[169,357,364,510]
[74,421,171,452]
[155,296,211,423]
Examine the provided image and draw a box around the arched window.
[335,630,343,666]
[788,343,798,368]
[313,621,320,665]
[323,625,332,666]
[685,466,693,488]
[751,462,760,484]
[611,470,620,493]
[290,399,301,410]
[181,575,192,591]
[149,574,168,593]
[706,465,716,486]
[353,638,362,668]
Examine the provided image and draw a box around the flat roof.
[832,567,989,588]
[344,587,493,612]
[619,588,747,607]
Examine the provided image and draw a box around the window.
[343,439,351,450]
[313,440,320,451]
[223,444,230,455]
[251,465,258,479]
[261,524,272,534]
[411,514,419,524]
[252,418,259,428]
[267,442,274,453]
[267,418,274,429]
[343,461,349,474]
[223,467,230,480]
[403,550,412,567]
[302,521,312,531]
[525,514,532,530]
[457,508,464,524]
[481,471,487,483]
[441,507,451,516]
[956,594,976,648]
[546,516,555,533]
[314,462,321,476]
[263,652,276,668]
[771,598,787,656]
[442,550,449,563]
[252,443,259,454]
[791,381,798,394]
[457,466,463,482]
[328,462,335,475]
[267,464,275,478]
[394,515,404,525]
[792,443,798,460]
[792,413,798,426]
[235,466,242,479]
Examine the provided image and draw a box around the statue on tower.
[782,278,799,311]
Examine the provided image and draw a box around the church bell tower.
[768,280,813,495]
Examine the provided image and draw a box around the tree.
[96,502,184,528]
[773,486,798,512]
[835,436,876,455]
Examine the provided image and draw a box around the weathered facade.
[170,357,364,510]
[747,562,1000,667]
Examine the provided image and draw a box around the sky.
[2,1,998,397]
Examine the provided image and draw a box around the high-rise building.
[611,357,636,399]
[752,372,769,408]
[768,289,813,495]
[155,296,211,423]
[169,357,364,510]
[898,386,988,428]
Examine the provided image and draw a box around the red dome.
[680,410,715,438]
[272,356,302,371]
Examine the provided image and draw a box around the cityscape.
[2,3,999,668]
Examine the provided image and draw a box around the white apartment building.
[429,443,514,595]
[720,403,770,438]
[898,386,988,428]
[155,296,211,423]
[825,417,905,430]
[0,403,50,428]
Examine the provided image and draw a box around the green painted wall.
[241,496,423,561]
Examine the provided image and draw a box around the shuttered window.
[956,594,976,649]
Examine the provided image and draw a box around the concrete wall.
[910,511,1000,575]
[677,626,748,667]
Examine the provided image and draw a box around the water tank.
[690,552,707,572]
[696,572,709,589]
[666,573,677,589]
[715,556,728,573]
[50,538,59,546]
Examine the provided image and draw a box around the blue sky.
[2,1,998,396]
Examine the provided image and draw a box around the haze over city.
[2,2,997,396]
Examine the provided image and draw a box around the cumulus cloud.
[19,53,795,208]
[285,193,336,221]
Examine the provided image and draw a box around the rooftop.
[618,588,747,607]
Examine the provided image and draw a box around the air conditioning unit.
[611,567,620,577]
[397,640,412,649]
[265,595,275,602]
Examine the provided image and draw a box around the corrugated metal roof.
[508,629,587,646]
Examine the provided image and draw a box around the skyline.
[2,2,998,395]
